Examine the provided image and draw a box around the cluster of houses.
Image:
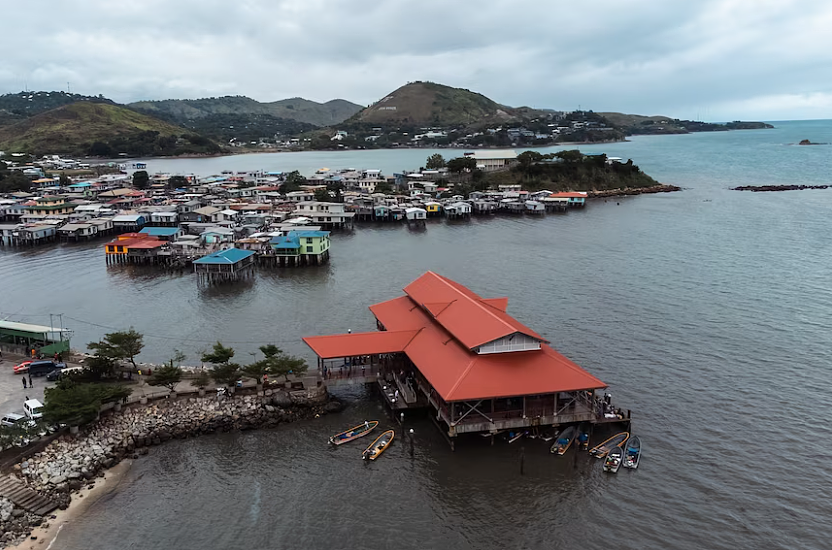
[0,151,588,269]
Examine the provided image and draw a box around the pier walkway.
[0,475,58,515]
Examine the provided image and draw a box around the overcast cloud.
[2,0,831,120]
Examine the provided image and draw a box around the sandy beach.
[7,460,132,550]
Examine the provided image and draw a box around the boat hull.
[362,430,395,460]
[329,421,378,446]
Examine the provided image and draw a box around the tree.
[43,380,132,427]
[201,341,234,366]
[84,354,117,380]
[425,153,446,169]
[132,170,149,189]
[147,363,183,392]
[516,151,544,180]
[191,370,211,390]
[168,175,188,189]
[242,359,271,385]
[447,156,477,174]
[88,328,144,371]
[313,188,331,202]
[281,170,307,193]
[59,173,71,187]
[210,362,243,388]
[272,353,308,382]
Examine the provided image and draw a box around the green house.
[269,230,331,266]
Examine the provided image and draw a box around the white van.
[23,399,44,420]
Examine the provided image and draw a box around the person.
[22,377,27,389]
[364,420,369,429]
[263,374,268,386]
[57,353,62,363]
[54,352,58,362]
[31,348,36,359]
[28,373,32,387]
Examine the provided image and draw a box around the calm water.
[3,120,832,549]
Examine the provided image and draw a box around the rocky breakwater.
[733,184,830,192]
[1,387,342,547]
[588,184,681,198]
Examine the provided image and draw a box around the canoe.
[577,422,591,450]
[362,430,394,460]
[329,420,378,445]
[603,445,624,473]
[551,425,577,455]
[589,432,629,458]
[623,435,641,469]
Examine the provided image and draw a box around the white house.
[465,150,518,171]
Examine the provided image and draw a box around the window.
[306,238,313,244]
[117,246,124,252]
[306,246,313,253]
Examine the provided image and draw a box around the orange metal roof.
[302,330,420,359]
[128,240,165,249]
[304,273,606,401]
[403,271,545,349]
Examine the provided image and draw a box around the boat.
[508,431,527,444]
[588,432,629,458]
[603,446,623,473]
[362,430,394,460]
[329,421,378,445]
[577,422,591,450]
[623,435,641,469]
[551,425,577,455]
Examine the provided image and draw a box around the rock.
[48,475,66,486]
[272,391,292,407]
[12,509,24,518]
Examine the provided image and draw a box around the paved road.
[0,354,54,418]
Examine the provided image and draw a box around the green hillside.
[0,91,115,128]
[352,81,521,126]
[129,96,363,127]
[0,102,220,157]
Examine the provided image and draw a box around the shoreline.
[588,184,682,198]
[6,460,133,550]
[0,389,340,549]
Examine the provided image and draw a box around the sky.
[2,0,832,121]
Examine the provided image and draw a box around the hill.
[129,96,363,127]
[0,91,115,128]
[0,102,220,157]
[350,81,521,127]
[599,112,774,135]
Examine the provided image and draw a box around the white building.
[465,150,518,171]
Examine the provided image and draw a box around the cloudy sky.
[2,0,831,120]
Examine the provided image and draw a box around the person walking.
[28,373,33,388]
[22,377,27,389]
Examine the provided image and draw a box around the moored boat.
[577,422,591,450]
[603,445,623,473]
[329,420,378,446]
[551,425,577,455]
[588,432,629,458]
[623,435,641,469]
[508,430,527,444]
[362,430,394,460]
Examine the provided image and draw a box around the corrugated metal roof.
[0,320,71,334]
[193,248,255,264]
[139,227,180,237]
[302,330,420,359]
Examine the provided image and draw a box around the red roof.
[403,271,545,349]
[128,240,165,249]
[303,330,420,359]
[303,273,605,401]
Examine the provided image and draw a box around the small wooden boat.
[577,423,591,450]
[329,421,378,445]
[551,425,577,455]
[589,432,629,458]
[362,430,394,460]
[623,435,641,469]
[603,445,623,473]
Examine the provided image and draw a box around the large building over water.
[304,272,623,447]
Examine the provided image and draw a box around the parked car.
[27,360,64,377]
[0,412,26,427]
[46,365,83,382]
[13,361,32,374]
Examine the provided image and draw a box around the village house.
[292,201,354,229]
[24,196,75,216]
